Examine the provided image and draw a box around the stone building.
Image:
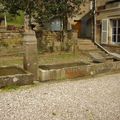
[70,0,120,53]
[96,0,120,53]
[97,0,120,45]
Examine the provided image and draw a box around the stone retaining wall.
[0,31,23,48]
[36,30,74,52]
[0,31,23,40]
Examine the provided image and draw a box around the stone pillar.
[23,31,38,81]
[72,31,78,53]
[4,14,7,29]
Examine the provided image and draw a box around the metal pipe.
[93,0,96,42]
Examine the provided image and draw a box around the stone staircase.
[77,39,98,51]
[77,39,118,63]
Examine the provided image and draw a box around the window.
[51,18,63,31]
[112,19,120,43]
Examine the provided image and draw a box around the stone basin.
[0,66,33,88]
[39,61,120,81]
[39,62,90,81]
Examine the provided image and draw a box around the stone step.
[77,39,119,62]
[77,39,93,42]
[88,51,116,63]
[78,42,94,46]
[78,40,93,44]
[78,44,98,51]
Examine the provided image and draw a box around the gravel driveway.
[0,73,120,120]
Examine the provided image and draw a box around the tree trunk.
[63,14,68,31]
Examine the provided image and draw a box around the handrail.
[94,41,120,60]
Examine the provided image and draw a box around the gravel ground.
[0,73,120,120]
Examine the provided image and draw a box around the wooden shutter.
[101,19,109,44]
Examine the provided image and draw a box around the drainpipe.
[93,0,108,51]
[93,0,96,43]
[92,0,120,59]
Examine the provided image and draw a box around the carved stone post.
[23,14,38,81]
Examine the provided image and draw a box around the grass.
[7,11,24,27]
[0,56,23,67]
[1,85,20,91]
[38,52,90,65]
[0,80,44,92]
[0,83,38,92]
[0,51,91,67]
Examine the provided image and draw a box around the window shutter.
[101,19,109,44]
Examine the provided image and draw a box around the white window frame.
[112,19,120,44]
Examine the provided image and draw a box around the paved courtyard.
[0,73,120,120]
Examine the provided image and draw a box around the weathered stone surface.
[23,31,38,81]
[89,52,106,63]
[0,32,23,40]
[39,61,120,81]
[0,66,33,88]
[102,44,120,54]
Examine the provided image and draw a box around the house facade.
[97,0,120,45]
[96,0,120,53]
[70,0,120,53]
[69,0,103,39]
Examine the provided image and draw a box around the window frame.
[112,19,120,44]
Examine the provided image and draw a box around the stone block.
[0,66,33,88]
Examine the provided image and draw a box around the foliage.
[35,0,84,29]
[0,0,35,15]
[7,11,24,26]
[0,0,84,27]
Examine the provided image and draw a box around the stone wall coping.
[0,31,22,33]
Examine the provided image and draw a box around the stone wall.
[0,31,23,40]
[0,31,23,47]
[43,31,61,52]
[36,30,74,52]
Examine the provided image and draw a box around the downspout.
[93,0,110,54]
[93,0,120,60]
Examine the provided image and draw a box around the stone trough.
[39,60,120,81]
[0,66,33,88]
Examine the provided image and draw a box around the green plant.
[1,85,20,91]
